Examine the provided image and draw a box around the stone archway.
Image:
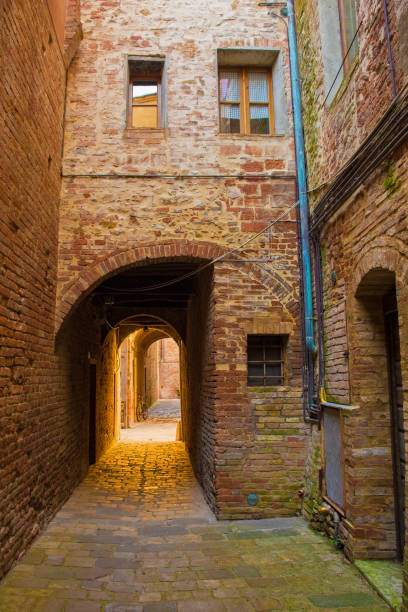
[117,315,183,427]
[345,248,408,560]
[55,238,298,337]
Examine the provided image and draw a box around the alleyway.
[0,442,388,612]
[120,400,181,443]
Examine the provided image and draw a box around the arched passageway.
[57,258,219,510]
[56,247,307,520]
[118,320,182,441]
[119,323,181,426]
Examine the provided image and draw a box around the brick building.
[0,0,83,581]
[294,0,408,589]
[0,0,310,580]
[4,0,407,600]
[58,0,307,521]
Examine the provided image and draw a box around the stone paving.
[120,400,181,442]
[147,400,181,421]
[0,442,389,612]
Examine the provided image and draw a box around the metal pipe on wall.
[286,0,318,419]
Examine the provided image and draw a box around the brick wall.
[96,329,118,459]
[0,0,66,577]
[145,339,180,405]
[55,0,307,519]
[145,341,160,407]
[295,0,407,196]
[186,267,217,511]
[212,260,307,518]
[295,0,408,567]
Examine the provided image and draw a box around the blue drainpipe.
[258,1,317,417]
[286,0,317,416]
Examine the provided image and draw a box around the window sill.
[248,385,289,392]
[217,132,287,139]
[125,127,165,139]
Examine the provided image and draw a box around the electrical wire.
[99,142,373,298]
[101,200,300,295]
[321,20,363,109]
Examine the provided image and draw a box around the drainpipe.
[258,0,317,418]
[286,0,317,418]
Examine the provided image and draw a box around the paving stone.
[95,558,140,569]
[176,601,225,611]
[308,592,383,608]
[222,599,255,612]
[233,565,260,578]
[104,606,143,612]
[197,569,234,579]
[64,601,102,611]
[0,442,389,612]
[143,604,177,612]
[33,600,65,612]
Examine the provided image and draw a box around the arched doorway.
[56,257,219,510]
[350,268,405,559]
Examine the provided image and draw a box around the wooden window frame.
[337,0,358,70]
[247,335,284,387]
[219,66,274,135]
[128,72,162,129]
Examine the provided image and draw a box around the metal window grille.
[247,335,283,386]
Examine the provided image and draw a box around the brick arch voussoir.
[351,239,408,298]
[56,240,226,335]
[56,239,297,336]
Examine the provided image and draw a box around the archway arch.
[55,239,298,337]
[346,254,407,560]
[54,237,306,519]
[117,315,183,428]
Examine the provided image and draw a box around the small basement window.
[127,57,165,129]
[247,335,284,386]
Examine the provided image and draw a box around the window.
[219,68,274,135]
[247,335,284,387]
[338,0,358,67]
[318,0,359,106]
[127,58,165,129]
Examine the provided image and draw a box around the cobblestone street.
[0,441,389,611]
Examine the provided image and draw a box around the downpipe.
[286,0,318,420]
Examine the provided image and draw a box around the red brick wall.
[144,338,179,405]
[295,0,408,565]
[186,267,218,511]
[96,329,118,459]
[295,0,407,195]
[0,0,66,578]
[183,258,307,518]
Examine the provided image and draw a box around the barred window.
[247,335,284,387]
